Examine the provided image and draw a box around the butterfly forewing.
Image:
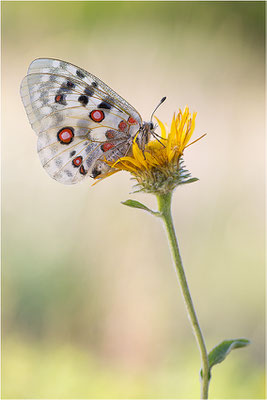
[21,58,142,184]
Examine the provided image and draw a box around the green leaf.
[200,338,250,378]
[121,199,160,216]
[208,338,250,368]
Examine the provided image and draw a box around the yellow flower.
[95,106,205,194]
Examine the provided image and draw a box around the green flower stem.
[157,192,210,399]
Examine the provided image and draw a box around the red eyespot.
[55,95,62,102]
[90,110,105,122]
[118,120,127,131]
[128,117,137,124]
[79,165,87,175]
[101,143,115,152]
[105,130,116,139]
[72,156,83,167]
[57,127,74,144]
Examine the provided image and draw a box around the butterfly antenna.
[150,96,166,122]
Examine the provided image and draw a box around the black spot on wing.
[98,101,112,110]
[55,93,67,105]
[61,80,75,91]
[78,95,89,106]
[79,165,87,175]
[67,80,75,88]
[76,70,85,78]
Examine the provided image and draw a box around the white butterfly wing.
[21,58,142,184]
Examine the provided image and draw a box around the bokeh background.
[2,1,265,399]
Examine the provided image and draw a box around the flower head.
[95,106,205,194]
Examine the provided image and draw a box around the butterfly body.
[21,58,156,184]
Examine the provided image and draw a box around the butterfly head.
[143,121,154,133]
[136,121,155,150]
[137,96,167,151]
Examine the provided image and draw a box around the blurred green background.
[2,1,265,399]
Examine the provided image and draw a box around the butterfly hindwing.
[38,133,130,184]
[21,58,143,184]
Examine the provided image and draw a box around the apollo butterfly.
[20,58,165,184]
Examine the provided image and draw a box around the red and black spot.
[79,165,87,175]
[101,142,115,152]
[57,127,74,144]
[89,110,105,123]
[128,116,137,124]
[55,94,66,105]
[72,156,83,167]
[67,80,75,88]
[118,120,128,132]
[105,130,116,139]
[61,80,75,91]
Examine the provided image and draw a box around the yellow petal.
[149,140,164,149]
[183,112,197,148]
[144,151,161,167]
[116,160,140,173]
[154,116,167,139]
[167,147,177,162]
[132,141,148,168]
[167,114,177,154]
[116,156,143,169]
[91,170,119,185]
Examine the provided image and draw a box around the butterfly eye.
[150,122,154,130]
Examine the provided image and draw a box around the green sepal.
[200,338,250,379]
[179,177,199,185]
[121,199,160,216]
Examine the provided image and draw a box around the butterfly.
[20,58,165,184]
